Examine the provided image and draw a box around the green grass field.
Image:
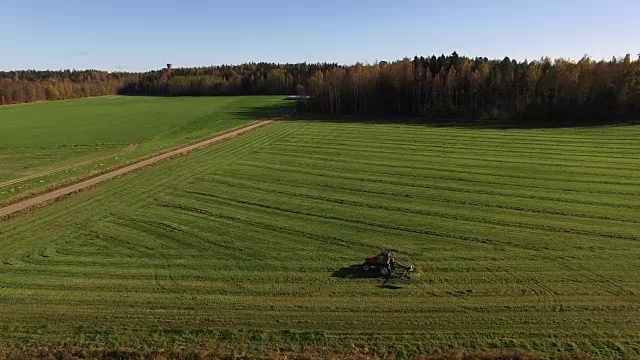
[0,96,285,204]
[1,118,640,358]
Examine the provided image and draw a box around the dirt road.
[0,120,272,219]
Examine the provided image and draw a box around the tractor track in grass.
[0,120,273,220]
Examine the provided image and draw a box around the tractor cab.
[376,251,393,265]
[363,251,396,276]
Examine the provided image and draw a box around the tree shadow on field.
[238,99,640,129]
[230,100,296,121]
[283,112,640,129]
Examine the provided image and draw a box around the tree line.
[303,53,640,121]
[120,63,338,96]
[0,70,139,105]
[2,54,639,121]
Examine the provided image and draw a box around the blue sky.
[1,0,638,71]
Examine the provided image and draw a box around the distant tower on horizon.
[166,64,172,70]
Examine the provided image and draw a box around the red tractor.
[362,251,413,277]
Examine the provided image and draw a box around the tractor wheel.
[362,264,371,272]
[380,267,391,276]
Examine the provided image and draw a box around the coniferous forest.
[2,53,640,121]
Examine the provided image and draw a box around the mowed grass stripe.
[271,134,640,164]
[273,142,640,170]
[279,137,640,161]
[192,173,640,241]
[254,150,640,187]
[232,160,640,209]
[180,185,637,256]
[289,130,640,152]
[198,171,639,224]
[277,126,640,157]
[302,123,640,143]
[245,152,640,194]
